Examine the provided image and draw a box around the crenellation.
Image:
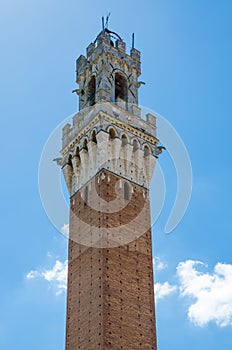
[62,123,71,138]
[62,105,158,153]
[60,121,158,196]
[75,55,87,78]
[146,113,157,127]
[130,104,141,118]
[74,29,142,111]
[130,47,141,62]
[115,39,126,52]
[96,29,111,45]
[86,42,95,57]
[61,103,159,157]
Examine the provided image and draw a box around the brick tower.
[59,27,162,350]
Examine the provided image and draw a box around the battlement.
[62,102,157,151]
[74,29,142,112]
[76,30,141,82]
[84,34,140,63]
[58,102,161,195]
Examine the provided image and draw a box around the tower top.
[58,26,162,196]
[74,26,141,115]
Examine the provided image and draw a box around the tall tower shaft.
[59,28,161,350]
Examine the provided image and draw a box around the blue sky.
[0,0,232,349]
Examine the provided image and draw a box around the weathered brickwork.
[65,170,157,350]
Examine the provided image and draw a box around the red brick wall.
[65,170,157,350]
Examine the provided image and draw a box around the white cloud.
[177,260,232,327]
[26,270,40,279]
[153,256,168,271]
[26,254,232,328]
[61,223,69,236]
[26,260,68,296]
[154,282,177,300]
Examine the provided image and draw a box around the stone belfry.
[59,26,162,350]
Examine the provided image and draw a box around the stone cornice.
[61,102,158,156]
[61,110,158,156]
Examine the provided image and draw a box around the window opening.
[115,72,127,102]
[88,76,96,106]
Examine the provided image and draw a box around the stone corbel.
[62,164,73,195]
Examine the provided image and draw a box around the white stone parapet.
[62,102,157,150]
[58,103,162,196]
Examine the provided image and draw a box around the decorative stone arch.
[63,153,73,171]
[72,146,81,172]
[131,138,140,152]
[107,126,118,140]
[74,146,81,159]
[67,153,73,168]
[121,133,128,147]
[81,137,88,151]
[142,143,152,157]
[90,128,97,143]
[112,67,129,78]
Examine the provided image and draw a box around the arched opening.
[115,72,127,102]
[88,76,96,106]
[91,130,97,143]
[144,145,150,157]
[67,154,73,169]
[109,128,116,140]
[121,134,128,147]
[75,146,80,158]
[74,147,81,165]
[132,139,139,152]
[83,138,88,151]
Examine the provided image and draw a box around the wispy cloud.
[26,260,68,295]
[153,256,168,271]
[177,260,232,327]
[154,281,177,300]
[61,223,69,236]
